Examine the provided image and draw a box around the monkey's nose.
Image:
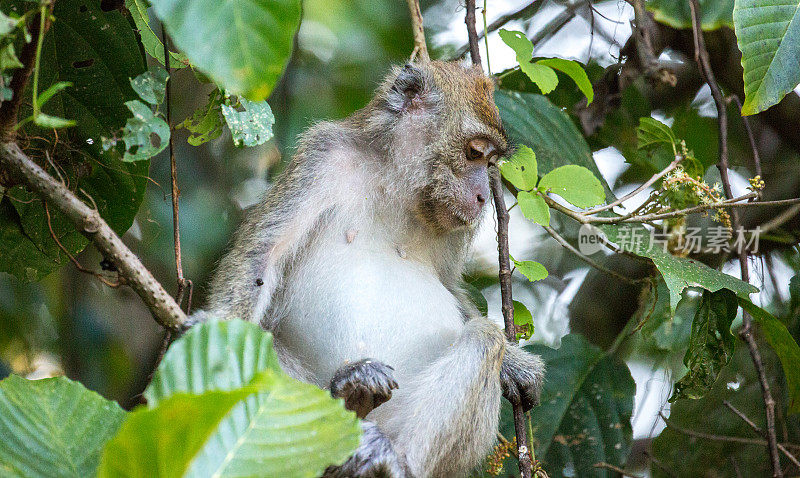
[476,193,486,204]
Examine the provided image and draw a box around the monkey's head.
[368,61,508,233]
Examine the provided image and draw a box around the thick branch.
[406,0,429,61]
[689,1,782,475]
[0,143,188,330]
[465,0,481,67]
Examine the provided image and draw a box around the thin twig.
[689,1,782,475]
[593,462,642,477]
[0,143,188,330]
[724,401,800,470]
[661,413,800,451]
[542,224,644,284]
[584,156,682,215]
[760,204,800,234]
[729,95,762,178]
[406,0,429,61]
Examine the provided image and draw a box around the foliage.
[647,0,734,30]
[0,320,360,478]
[733,0,800,115]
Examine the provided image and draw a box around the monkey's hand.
[322,422,411,478]
[500,346,545,412]
[330,359,398,419]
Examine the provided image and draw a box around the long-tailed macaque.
[198,60,544,477]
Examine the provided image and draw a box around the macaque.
[198,60,544,477]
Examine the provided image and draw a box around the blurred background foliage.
[1,0,799,476]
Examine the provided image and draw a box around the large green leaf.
[0,0,147,281]
[740,298,800,414]
[600,224,758,309]
[647,0,734,30]
[151,0,301,101]
[495,90,614,200]
[0,375,126,477]
[733,0,800,115]
[500,145,538,191]
[538,165,605,208]
[98,372,271,478]
[145,320,361,478]
[507,334,635,478]
[671,289,738,401]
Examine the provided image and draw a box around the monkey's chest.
[272,237,465,387]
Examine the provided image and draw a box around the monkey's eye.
[466,138,497,162]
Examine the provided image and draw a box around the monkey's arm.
[201,154,335,327]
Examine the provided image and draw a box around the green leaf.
[647,0,733,30]
[145,319,361,478]
[498,29,558,94]
[495,91,614,200]
[739,298,800,414]
[733,0,800,115]
[179,88,224,146]
[98,372,271,478]
[464,281,489,316]
[638,278,699,354]
[0,375,126,478]
[671,289,738,401]
[0,0,148,282]
[600,224,758,309]
[511,256,548,282]
[34,81,72,108]
[130,69,169,105]
[0,42,22,70]
[536,58,593,104]
[221,97,275,147]
[652,342,799,476]
[539,165,606,208]
[520,334,635,476]
[500,145,538,191]
[151,0,301,101]
[0,10,19,36]
[120,100,170,162]
[637,117,677,152]
[517,191,550,226]
[32,113,76,129]
[124,0,188,68]
[512,300,534,340]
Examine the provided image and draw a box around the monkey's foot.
[501,346,545,412]
[330,359,398,418]
[322,422,411,478]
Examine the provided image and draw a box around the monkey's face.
[372,61,508,232]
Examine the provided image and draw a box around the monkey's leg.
[374,319,506,478]
[501,345,545,412]
[321,421,411,478]
[329,359,398,419]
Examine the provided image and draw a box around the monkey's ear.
[388,64,427,112]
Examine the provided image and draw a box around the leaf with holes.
[500,144,538,191]
[671,289,738,401]
[130,69,169,105]
[733,0,800,115]
[180,88,224,146]
[600,224,758,309]
[120,100,170,162]
[0,375,126,478]
[739,298,800,414]
[221,98,275,147]
[0,0,147,282]
[150,0,301,100]
[145,319,361,477]
[513,300,534,340]
[539,165,605,208]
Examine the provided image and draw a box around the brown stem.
[405,0,429,62]
[689,1,782,475]
[1,142,188,330]
[465,0,481,67]
[0,3,53,139]
[729,95,762,178]
[593,462,642,477]
[723,400,800,470]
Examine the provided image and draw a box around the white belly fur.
[271,227,465,389]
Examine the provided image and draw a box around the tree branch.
[724,401,800,470]
[406,0,429,61]
[465,0,481,67]
[689,1,782,476]
[0,142,188,331]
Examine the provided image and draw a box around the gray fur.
[196,61,545,478]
